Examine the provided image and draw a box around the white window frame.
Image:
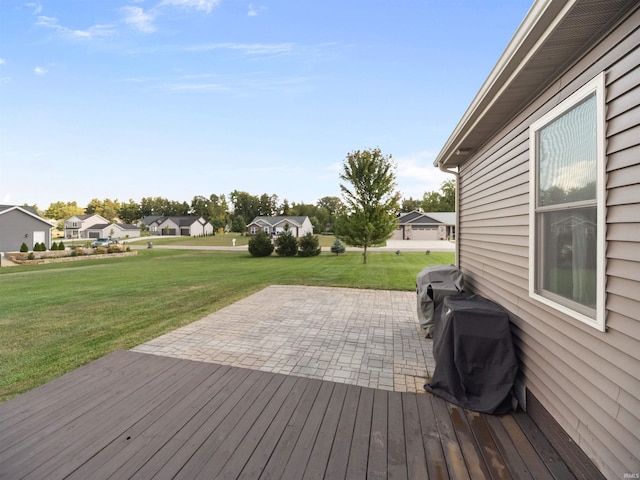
[528,73,606,332]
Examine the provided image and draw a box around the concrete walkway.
[133,285,435,393]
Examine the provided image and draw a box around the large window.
[529,74,606,331]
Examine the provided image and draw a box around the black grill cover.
[425,294,518,414]
[416,264,464,337]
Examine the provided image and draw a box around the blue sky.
[0,0,533,210]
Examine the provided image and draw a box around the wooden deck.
[0,350,577,480]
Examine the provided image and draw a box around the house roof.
[0,205,55,227]
[86,223,110,230]
[116,223,140,230]
[151,216,209,227]
[435,0,638,169]
[248,216,309,227]
[398,211,455,226]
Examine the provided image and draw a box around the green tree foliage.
[230,190,260,223]
[258,193,279,217]
[118,199,142,224]
[298,232,321,257]
[231,215,246,233]
[44,201,84,220]
[248,231,274,257]
[330,238,346,255]
[51,241,58,251]
[85,198,121,222]
[401,197,422,212]
[190,194,228,228]
[275,225,298,257]
[334,148,401,264]
[20,242,28,252]
[139,197,189,217]
[420,179,455,212]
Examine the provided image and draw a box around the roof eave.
[434,0,572,169]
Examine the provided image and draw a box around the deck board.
[0,350,580,480]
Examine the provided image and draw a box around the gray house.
[392,211,455,241]
[434,1,639,477]
[0,205,54,252]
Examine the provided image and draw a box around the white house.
[246,216,314,238]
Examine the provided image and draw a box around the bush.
[275,229,298,257]
[27,252,36,260]
[51,241,58,251]
[20,242,28,253]
[58,241,65,250]
[248,231,274,257]
[330,238,346,255]
[298,233,321,257]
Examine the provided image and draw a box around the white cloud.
[34,66,48,75]
[248,4,266,17]
[122,6,156,33]
[159,0,221,14]
[0,58,6,65]
[26,2,42,14]
[187,42,294,55]
[395,150,454,199]
[35,15,116,39]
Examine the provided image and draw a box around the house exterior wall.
[455,9,639,478]
[0,209,52,252]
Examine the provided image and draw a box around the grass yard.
[0,249,454,402]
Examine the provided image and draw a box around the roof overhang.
[434,0,637,169]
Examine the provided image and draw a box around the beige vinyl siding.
[456,7,640,478]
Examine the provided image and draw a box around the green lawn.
[0,249,454,402]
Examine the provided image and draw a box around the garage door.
[411,228,438,240]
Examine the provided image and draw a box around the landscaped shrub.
[32,243,43,252]
[20,243,28,253]
[275,229,298,257]
[51,241,58,251]
[330,238,346,255]
[248,231,274,257]
[298,232,321,257]
[27,252,36,260]
[58,241,65,250]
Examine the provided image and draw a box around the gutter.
[437,163,460,267]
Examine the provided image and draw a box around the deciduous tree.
[335,148,401,264]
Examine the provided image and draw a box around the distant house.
[0,205,54,252]
[392,211,455,241]
[246,216,313,238]
[433,0,639,477]
[64,214,140,240]
[142,216,213,236]
[64,214,110,239]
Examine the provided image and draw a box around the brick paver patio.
[133,285,435,393]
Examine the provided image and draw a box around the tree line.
[37,180,454,235]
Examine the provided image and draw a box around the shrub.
[275,229,298,257]
[51,241,58,251]
[27,252,36,260]
[248,231,274,257]
[330,238,346,255]
[20,243,28,253]
[298,233,321,257]
[58,241,65,250]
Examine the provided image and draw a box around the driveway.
[133,285,434,393]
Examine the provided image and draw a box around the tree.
[298,232,321,257]
[330,238,345,255]
[118,199,142,224]
[230,190,260,222]
[231,215,246,233]
[45,201,84,220]
[248,231,274,257]
[401,197,422,212]
[275,225,298,257]
[420,179,456,212]
[334,148,401,264]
